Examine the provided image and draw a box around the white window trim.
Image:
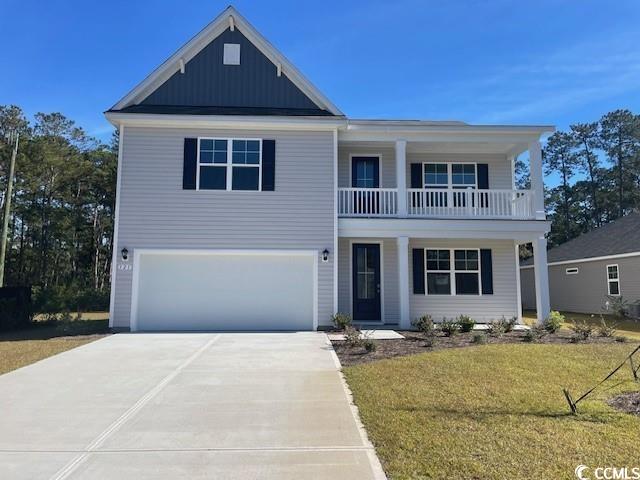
[196,137,262,191]
[565,267,579,275]
[424,247,482,296]
[422,162,478,189]
[606,264,621,296]
[349,154,382,188]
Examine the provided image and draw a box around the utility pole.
[0,131,19,287]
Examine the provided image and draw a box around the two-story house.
[106,6,552,332]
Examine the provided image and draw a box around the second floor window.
[198,138,262,191]
[423,163,477,189]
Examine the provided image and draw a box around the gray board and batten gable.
[116,28,333,116]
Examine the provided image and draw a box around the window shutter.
[183,138,197,190]
[412,248,425,294]
[262,139,276,191]
[477,164,489,189]
[480,249,493,294]
[410,163,422,188]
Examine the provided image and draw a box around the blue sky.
[2,0,640,156]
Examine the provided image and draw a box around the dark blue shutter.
[413,248,425,294]
[410,163,422,188]
[480,249,493,294]
[477,164,489,189]
[262,139,275,191]
[183,138,197,189]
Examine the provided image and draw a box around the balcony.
[338,188,535,220]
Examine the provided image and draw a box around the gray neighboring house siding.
[112,126,335,329]
[141,28,326,113]
[521,255,640,314]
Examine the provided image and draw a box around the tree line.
[0,105,116,311]
[518,109,640,248]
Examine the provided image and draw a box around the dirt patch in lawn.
[331,329,630,366]
[608,391,640,416]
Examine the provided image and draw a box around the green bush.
[0,287,33,331]
[472,333,487,344]
[363,338,377,353]
[32,285,109,314]
[615,335,628,343]
[569,320,594,342]
[543,311,564,333]
[503,316,517,333]
[597,315,617,337]
[523,324,547,343]
[605,295,628,317]
[487,319,506,337]
[413,315,437,346]
[458,315,475,333]
[331,312,352,330]
[344,325,362,348]
[440,318,460,337]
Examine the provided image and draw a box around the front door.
[352,243,381,321]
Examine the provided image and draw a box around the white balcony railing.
[338,188,535,219]
[337,188,398,217]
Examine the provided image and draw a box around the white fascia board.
[105,112,347,131]
[111,6,343,116]
[340,126,554,144]
[520,251,640,269]
[338,218,551,241]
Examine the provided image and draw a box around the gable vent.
[223,43,240,65]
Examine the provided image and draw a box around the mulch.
[330,329,628,367]
[608,391,640,416]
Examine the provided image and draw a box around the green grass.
[524,310,640,340]
[344,343,640,479]
[0,313,110,375]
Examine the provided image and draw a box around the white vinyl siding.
[112,126,334,329]
[410,239,518,322]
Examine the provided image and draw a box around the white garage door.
[133,251,316,331]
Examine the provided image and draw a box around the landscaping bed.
[608,391,640,416]
[331,328,629,366]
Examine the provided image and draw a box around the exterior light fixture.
[322,249,329,263]
[121,247,129,261]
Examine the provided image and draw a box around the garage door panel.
[135,253,315,331]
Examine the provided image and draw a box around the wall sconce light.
[121,247,129,261]
[322,249,329,263]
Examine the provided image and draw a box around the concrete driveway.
[0,333,385,479]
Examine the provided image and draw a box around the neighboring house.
[520,212,640,314]
[105,6,553,332]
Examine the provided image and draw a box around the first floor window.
[425,248,480,295]
[607,264,620,295]
[198,138,261,190]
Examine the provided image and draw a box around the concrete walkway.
[0,333,385,479]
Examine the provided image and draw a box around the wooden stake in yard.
[0,131,19,287]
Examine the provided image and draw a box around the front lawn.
[0,313,111,375]
[344,343,640,479]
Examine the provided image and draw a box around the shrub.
[597,315,617,337]
[412,315,437,347]
[605,295,628,317]
[503,316,517,333]
[523,324,547,343]
[0,287,33,331]
[344,325,362,348]
[472,333,487,344]
[458,315,475,333]
[32,285,110,314]
[363,338,377,353]
[440,318,460,337]
[331,312,352,331]
[487,319,505,337]
[543,311,565,333]
[615,335,628,343]
[569,320,594,342]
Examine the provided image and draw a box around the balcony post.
[395,139,407,217]
[397,236,411,329]
[529,140,546,220]
[532,235,550,324]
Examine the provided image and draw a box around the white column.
[514,241,523,323]
[397,236,411,329]
[532,235,550,323]
[529,140,546,220]
[395,139,407,217]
